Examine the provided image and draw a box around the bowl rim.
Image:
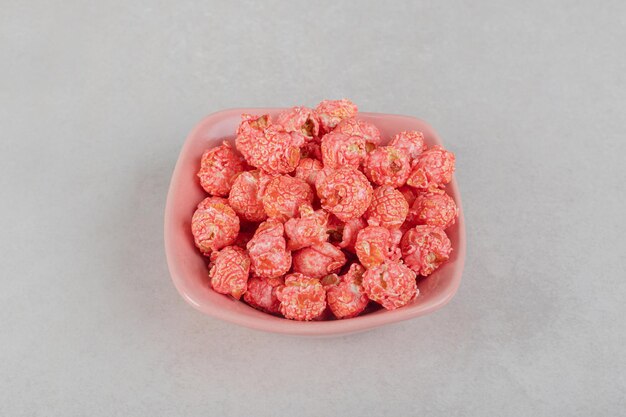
[164,108,466,336]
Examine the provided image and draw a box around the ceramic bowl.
[164,109,466,336]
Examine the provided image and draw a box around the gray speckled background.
[1,1,625,416]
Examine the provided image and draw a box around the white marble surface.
[1,1,625,416]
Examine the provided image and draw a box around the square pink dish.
[164,109,466,336]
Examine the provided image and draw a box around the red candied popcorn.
[412,190,458,229]
[276,273,327,321]
[325,263,369,319]
[246,219,292,279]
[366,185,409,229]
[327,215,367,253]
[262,175,314,221]
[320,131,367,170]
[355,225,396,269]
[389,131,427,164]
[191,99,458,320]
[197,141,245,196]
[276,106,320,140]
[191,197,240,255]
[314,99,358,132]
[243,275,284,314]
[406,145,455,190]
[334,117,382,148]
[228,170,267,222]
[235,114,304,174]
[294,157,323,187]
[400,225,452,276]
[292,242,347,279]
[362,259,418,310]
[316,168,373,222]
[209,246,250,299]
[363,146,411,188]
[284,205,329,250]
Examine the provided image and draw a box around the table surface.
[2,1,625,416]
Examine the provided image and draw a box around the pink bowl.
[164,109,466,336]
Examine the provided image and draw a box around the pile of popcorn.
[191,99,457,321]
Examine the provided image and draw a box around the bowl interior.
[164,109,466,336]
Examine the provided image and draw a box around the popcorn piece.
[191,197,240,255]
[235,114,304,174]
[363,146,411,188]
[276,273,327,321]
[325,263,369,319]
[314,99,358,132]
[262,175,314,221]
[292,242,347,279]
[388,131,427,164]
[334,117,382,148]
[197,141,246,196]
[294,158,324,187]
[209,246,250,299]
[276,106,320,140]
[284,205,329,250]
[366,185,409,229]
[400,225,452,276]
[243,275,284,314]
[320,131,367,170]
[355,226,397,269]
[406,145,455,190]
[362,260,418,310]
[316,168,373,222]
[246,219,292,279]
[412,190,458,229]
[228,170,267,222]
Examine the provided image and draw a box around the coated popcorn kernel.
[292,242,347,279]
[406,145,455,190]
[363,146,411,188]
[228,170,267,222]
[334,117,382,147]
[191,197,240,255]
[209,246,250,299]
[197,141,246,196]
[389,131,427,164]
[235,114,304,174]
[355,226,396,269]
[284,205,329,250]
[294,157,323,187]
[246,219,292,279]
[366,185,409,229]
[412,190,458,229]
[276,273,327,321]
[276,106,320,140]
[314,99,358,132]
[400,225,452,276]
[261,175,314,221]
[325,263,369,319]
[244,275,284,314]
[362,260,418,310]
[321,131,367,170]
[316,168,373,222]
